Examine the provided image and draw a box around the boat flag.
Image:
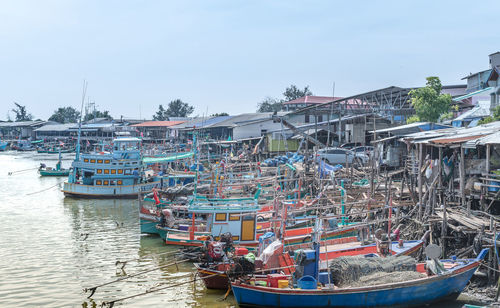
[153,188,160,205]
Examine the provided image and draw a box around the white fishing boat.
[62,137,161,198]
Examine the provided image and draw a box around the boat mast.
[70,80,87,183]
[193,130,199,197]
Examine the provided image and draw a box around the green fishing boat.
[39,148,71,177]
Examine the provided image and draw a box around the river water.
[0,152,487,307]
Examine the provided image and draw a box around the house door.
[240,215,255,241]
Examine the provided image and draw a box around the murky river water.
[0,152,488,307]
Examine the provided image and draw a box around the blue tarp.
[263,152,303,167]
[318,160,343,178]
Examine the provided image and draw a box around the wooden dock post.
[418,143,423,221]
[460,145,467,214]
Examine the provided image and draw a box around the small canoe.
[231,249,489,308]
[39,169,70,177]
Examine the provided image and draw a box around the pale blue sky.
[0,1,498,120]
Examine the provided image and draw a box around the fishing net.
[346,270,426,287]
[328,255,417,286]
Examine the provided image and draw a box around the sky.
[0,1,499,121]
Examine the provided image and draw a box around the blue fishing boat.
[231,249,489,307]
[62,137,161,198]
[0,141,8,151]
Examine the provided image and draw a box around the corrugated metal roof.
[453,100,491,121]
[207,113,274,128]
[170,116,231,129]
[430,135,485,144]
[464,131,500,146]
[283,96,341,105]
[405,121,500,145]
[131,121,185,127]
[34,123,75,131]
[0,120,46,127]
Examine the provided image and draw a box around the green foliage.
[283,85,312,101]
[258,97,283,112]
[409,77,451,123]
[48,107,80,123]
[12,102,33,121]
[478,105,500,125]
[153,100,194,119]
[257,84,313,112]
[153,104,168,120]
[166,99,194,117]
[210,112,229,117]
[439,111,454,122]
[406,115,420,124]
[84,110,111,121]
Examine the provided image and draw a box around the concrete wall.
[232,120,282,140]
[490,52,500,69]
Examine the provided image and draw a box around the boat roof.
[113,137,141,142]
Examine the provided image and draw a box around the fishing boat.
[39,148,71,177]
[162,195,261,247]
[62,137,161,198]
[231,249,489,307]
[0,141,8,151]
[194,231,429,290]
[37,147,74,154]
[13,140,36,151]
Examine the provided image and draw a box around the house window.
[215,213,227,221]
[111,169,116,174]
[118,169,123,174]
[97,169,102,174]
[103,180,109,185]
[117,180,123,185]
[305,114,310,123]
[96,180,102,185]
[110,180,115,185]
[232,236,239,241]
[104,160,110,164]
[84,159,89,163]
[104,169,110,174]
[229,213,240,221]
[90,159,96,163]
[97,159,103,164]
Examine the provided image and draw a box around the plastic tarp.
[318,160,343,178]
[262,152,303,167]
[259,240,283,266]
[143,152,194,164]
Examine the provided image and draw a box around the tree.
[153,104,168,121]
[257,97,283,112]
[48,107,80,123]
[84,110,112,121]
[210,112,229,117]
[478,105,500,125]
[12,102,33,121]
[408,77,451,123]
[256,84,313,112]
[283,85,313,101]
[165,99,194,118]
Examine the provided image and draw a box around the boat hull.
[39,170,70,177]
[194,263,231,290]
[232,261,480,307]
[62,181,161,198]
